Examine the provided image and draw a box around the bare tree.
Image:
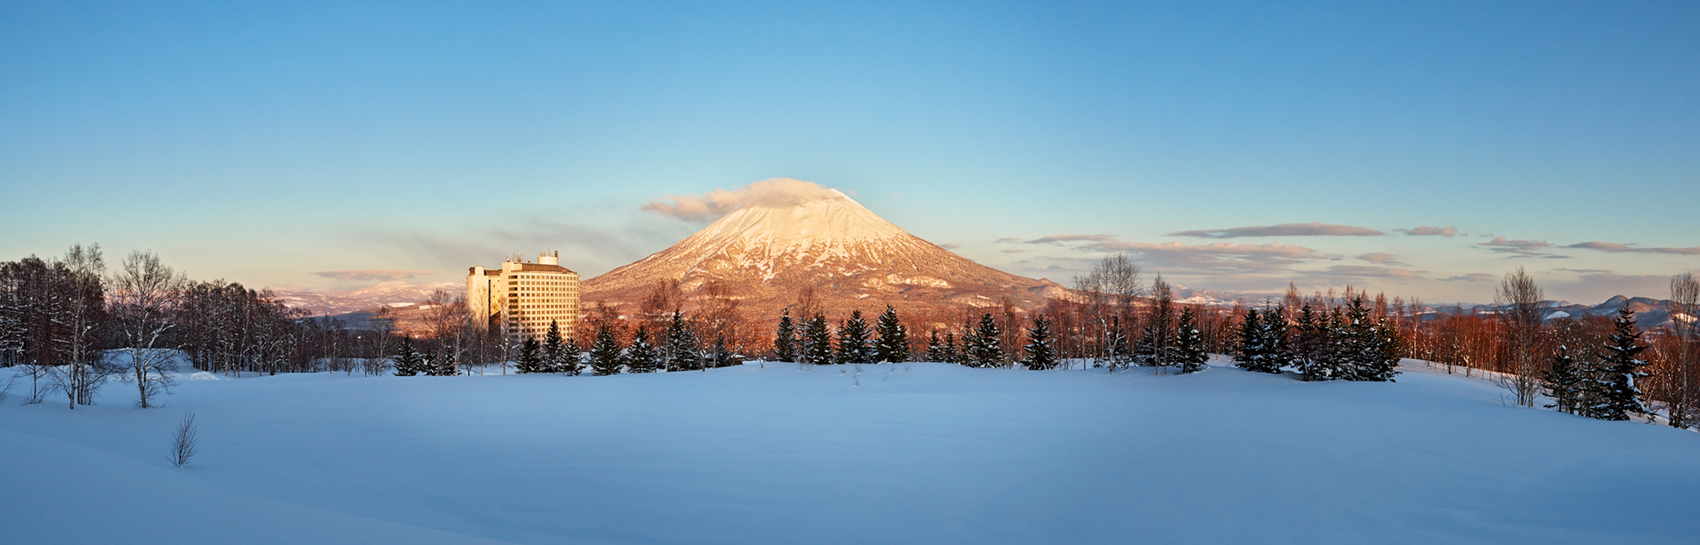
[1664,273,1698,428]
[109,250,187,408]
[48,244,112,409]
[1495,267,1545,407]
[1074,253,1141,370]
[170,411,198,468]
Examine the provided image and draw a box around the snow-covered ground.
[3,360,1697,544]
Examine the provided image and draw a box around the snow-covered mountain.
[268,281,460,317]
[583,188,1069,323]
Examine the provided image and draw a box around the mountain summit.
[583,184,1064,324]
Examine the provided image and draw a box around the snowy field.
[3,359,1698,545]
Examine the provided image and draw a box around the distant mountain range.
[268,281,460,317]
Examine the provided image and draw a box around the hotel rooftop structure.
[467,251,581,341]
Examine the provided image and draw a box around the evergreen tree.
[1543,344,1582,414]
[1234,308,1271,373]
[1343,296,1399,382]
[1175,307,1208,374]
[1290,303,1328,381]
[709,333,735,368]
[515,336,543,374]
[835,310,873,364]
[665,311,700,371]
[1262,305,1294,372]
[588,324,624,376]
[925,330,949,363]
[942,331,962,364]
[625,328,659,373]
[1021,315,1059,370]
[873,305,910,363]
[802,314,834,365]
[392,336,426,376]
[1134,276,1176,371]
[560,337,584,376]
[542,319,566,373]
[429,349,457,376]
[965,313,1004,368]
[773,310,797,363]
[1590,308,1650,421]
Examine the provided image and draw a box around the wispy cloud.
[1025,234,1116,244]
[1168,223,1384,239]
[1444,273,1496,282]
[1357,252,1403,264]
[937,243,961,250]
[1401,225,1459,237]
[1564,241,1700,255]
[641,178,842,221]
[312,270,433,281]
[1322,265,1421,279]
[993,237,1024,243]
[1082,241,1320,273]
[1478,236,1551,256]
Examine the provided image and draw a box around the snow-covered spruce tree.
[1543,344,1583,414]
[773,310,797,363]
[873,305,910,363]
[1590,308,1650,421]
[1353,297,1400,382]
[1175,307,1208,374]
[1234,308,1272,373]
[709,333,736,368]
[1134,276,1177,372]
[561,336,584,376]
[428,350,457,376]
[1262,305,1294,372]
[924,330,947,363]
[1021,315,1058,370]
[542,319,566,373]
[1289,303,1328,380]
[941,331,962,364]
[392,336,426,376]
[665,311,700,371]
[802,314,834,365]
[966,313,1004,368]
[515,337,543,374]
[625,328,659,373]
[836,310,874,364]
[588,324,624,376]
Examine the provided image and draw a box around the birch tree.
[109,250,187,408]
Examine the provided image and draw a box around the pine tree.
[1339,296,1399,382]
[665,311,700,371]
[429,349,458,376]
[588,324,624,376]
[1234,308,1270,373]
[873,305,909,363]
[965,313,1004,368]
[1290,303,1327,381]
[802,314,834,365]
[1590,308,1650,421]
[542,319,566,373]
[625,328,659,373]
[1262,305,1294,372]
[835,310,873,364]
[392,336,426,376]
[1021,315,1059,370]
[925,330,949,363]
[1543,344,1582,414]
[515,336,543,374]
[773,310,797,363]
[942,331,962,364]
[560,337,584,376]
[1135,276,1176,371]
[1175,307,1208,374]
[709,333,735,368]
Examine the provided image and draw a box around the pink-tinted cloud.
[642,178,842,221]
[1025,233,1117,244]
[1564,241,1700,255]
[1403,226,1459,237]
[1478,236,1551,255]
[1358,252,1403,264]
[1168,223,1383,239]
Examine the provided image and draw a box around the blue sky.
[2,1,1696,303]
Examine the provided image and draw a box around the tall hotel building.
[467,251,581,341]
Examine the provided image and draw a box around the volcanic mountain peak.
[585,183,1065,323]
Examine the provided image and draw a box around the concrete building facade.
[467,251,581,341]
